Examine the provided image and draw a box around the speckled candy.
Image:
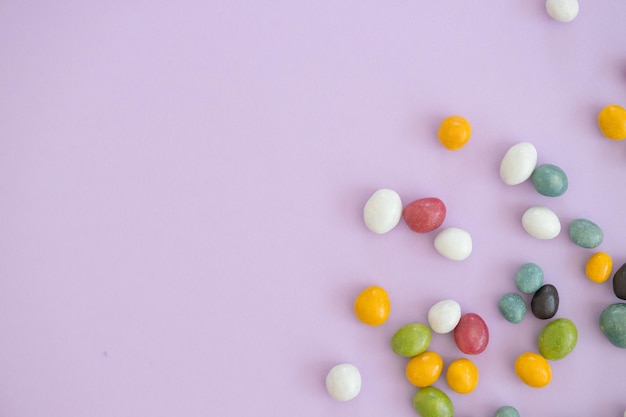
[538,318,578,360]
[412,386,454,417]
[403,197,446,233]
[515,263,544,294]
[453,313,489,354]
[599,303,626,348]
[531,164,568,197]
[498,293,526,324]
[494,406,520,417]
[613,263,626,300]
[568,218,604,249]
[391,323,432,357]
[531,284,559,320]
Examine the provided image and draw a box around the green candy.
[538,318,578,360]
[515,263,544,294]
[599,303,626,348]
[498,293,526,324]
[531,163,568,197]
[494,406,520,417]
[413,386,453,417]
[568,218,603,249]
[391,323,431,357]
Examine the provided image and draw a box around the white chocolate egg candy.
[363,188,403,234]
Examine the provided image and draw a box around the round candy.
[538,318,578,360]
[499,142,538,185]
[403,197,446,233]
[585,252,613,283]
[453,313,489,355]
[446,358,479,394]
[412,386,454,417]
[406,351,444,387]
[325,363,361,401]
[613,263,626,300]
[521,206,561,239]
[428,299,462,334]
[494,406,520,417]
[437,115,471,150]
[531,163,568,197]
[498,293,527,324]
[568,218,604,249]
[391,323,432,357]
[353,285,390,326]
[363,188,403,234]
[515,263,544,294]
[531,284,559,320]
[434,227,473,261]
[598,104,626,140]
[599,303,626,348]
[514,352,552,388]
[545,0,579,22]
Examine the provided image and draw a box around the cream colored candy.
[499,142,538,185]
[522,206,561,239]
[326,363,361,401]
[546,0,579,22]
[434,227,473,261]
[363,188,403,234]
[428,299,462,334]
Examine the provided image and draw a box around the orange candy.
[405,351,444,387]
[598,104,626,140]
[438,115,472,150]
[353,285,390,326]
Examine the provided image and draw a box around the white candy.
[522,206,561,239]
[499,142,538,185]
[428,299,462,334]
[434,227,473,261]
[363,188,402,234]
[325,363,361,401]
[546,0,579,23]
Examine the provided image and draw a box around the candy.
[599,303,626,348]
[568,218,604,249]
[391,323,432,357]
[538,318,578,360]
[531,164,568,197]
[515,263,544,294]
[428,299,462,334]
[585,252,613,283]
[363,188,403,234]
[437,115,471,150]
[325,363,361,401]
[453,313,489,355]
[353,285,390,326]
[498,293,527,324]
[531,284,559,320]
[499,142,538,185]
[613,263,626,300]
[545,0,579,22]
[521,206,561,239]
[598,104,626,140]
[405,351,444,387]
[514,352,552,388]
[434,227,473,261]
[403,197,446,233]
[412,386,454,417]
[494,406,520,417]
[446,358,479,394]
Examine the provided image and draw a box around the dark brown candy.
[613,263,626,300]
[531,284,559,320]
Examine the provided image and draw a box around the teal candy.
[599,303,626,348]
[568,219,603,249]
[515,263,544,294]
[531,163,568,197]
[498,293,526,324]
[494,406,520,417]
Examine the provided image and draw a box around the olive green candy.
[538,318,578,360]
[391,323,431,357]
[413,386,453,417]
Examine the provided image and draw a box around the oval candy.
[391,323,432,357]
[495,406,520,417]
[453,313,489,355]
[531,163,568,197]
[546,0,579,23]
[412,386,454,417]
[434,227,473,261]
[522,206,561,239]
[568,218,604,249]
[499,142,538,185]
[498,293,527,324]
[438,115,471,151]
[514,352,552,388]
[613,263,626,300]
[406,351,444,387]
[538,318,578,360]
[515,263,544,294]
[446,358,479,394]
[599,303,626,348]
[403,197,446,233]
[353,285,390,326]
[531,284,559,320]
[325,363,361,401]
[428,299,462,334]
[598,104,626,140]
[363,189,402,234]
[585,252,613,283]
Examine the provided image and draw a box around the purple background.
[1,1,626,416]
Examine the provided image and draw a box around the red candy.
[453,313,489,355]
[402,198,446,233]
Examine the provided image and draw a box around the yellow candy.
[353,285,390,326]
[438,115,472,150]
[445,358,478,394]
[405,351,443,387]
[585,252,613,283]
[598,104,626,140]
[514,352,552,388]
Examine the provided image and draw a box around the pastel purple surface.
[1,1,626,416]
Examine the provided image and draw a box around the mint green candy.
[413,386,453,417]
[391,323,431,357]
[515,263,544,294]
[538,318,578,360]
[568,218,603,249]
[531,163,568,197]
[600,303,626,348]
[498,293,526,323]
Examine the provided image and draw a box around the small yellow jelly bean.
[585,252,613,283]
[598,104,626,140]
[514,352,551,388]
[438,115,472,150]
[405,351,444,387]
[353,285,390,326]
[445,358,478,394]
